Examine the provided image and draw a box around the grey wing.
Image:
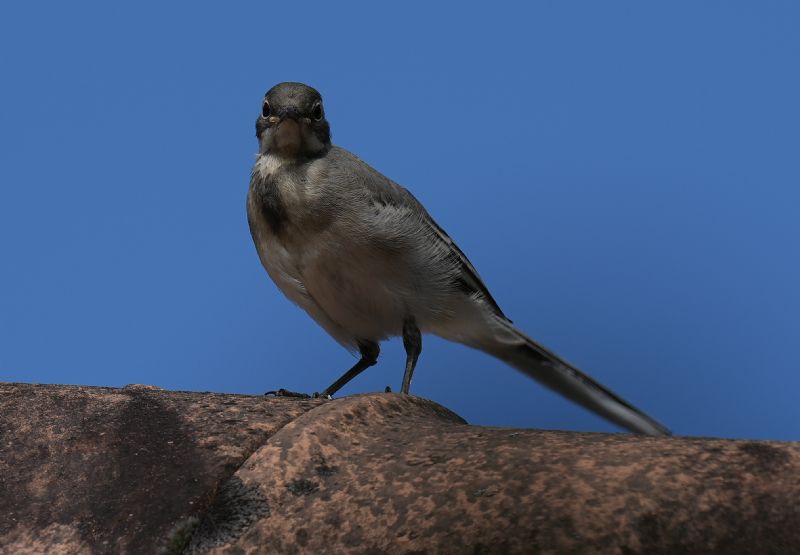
[352,160,508,319]
[419,213,509,320]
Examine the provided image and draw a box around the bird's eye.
[261,100,271,118]
[311,102,323,121]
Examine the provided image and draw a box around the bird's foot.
[264,388,312,399]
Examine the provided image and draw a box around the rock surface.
[2,383,800,554]
[191,394,800,555]
[0,383,322,554]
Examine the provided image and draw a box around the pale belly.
[255,229,417,346]
[251,192,487,345]
[299,239,413,342]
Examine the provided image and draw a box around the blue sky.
[1,2,798,439]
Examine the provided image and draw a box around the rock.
[190,394,800,554]
[0,383,322,554]
[2,383,799,554]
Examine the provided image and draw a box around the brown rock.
[2,383,800,554]
[193,394,800,555]
[0,383,323,554]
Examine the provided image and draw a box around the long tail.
[482,319,671,436]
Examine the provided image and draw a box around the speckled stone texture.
[4,385,800,554]
[0,383,323,554]
[194,394,800,555]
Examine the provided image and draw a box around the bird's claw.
[264,388,311,399]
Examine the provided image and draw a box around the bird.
[247,82,670,436]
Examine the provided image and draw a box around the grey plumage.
[248,82,670,436]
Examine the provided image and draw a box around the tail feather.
[485,320,671,436]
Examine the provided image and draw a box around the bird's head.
[255,82,331,159]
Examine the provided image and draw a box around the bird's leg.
[319,341,380,398]
[401,317,422,394]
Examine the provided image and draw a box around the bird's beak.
[269,107,303,126]
[268,108,305,153]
